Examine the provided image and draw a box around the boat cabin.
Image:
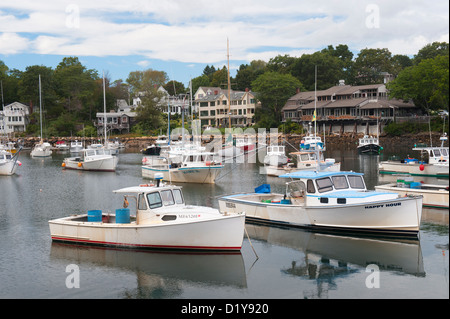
[114,184,186,224]
[267,145,286,154]
[359,135,379,146]
[412,145,449,164]
[279,171,374,206]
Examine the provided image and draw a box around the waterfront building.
[194,87,260,128]
[0,102,30,136]
[281,81,419,135]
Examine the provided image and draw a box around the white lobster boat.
[142,150,223,184]
[62,148,118,172]
[218,171,423,237]
[49,182,245,251]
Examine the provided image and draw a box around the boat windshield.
[160,190,175,206]
[316,177,334,193]
[147,192,162,209]
[146,189,184,209]
[347,175,365,189]
[332,175,349,189]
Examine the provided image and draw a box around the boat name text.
[365,202,401,209]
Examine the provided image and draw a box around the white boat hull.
[378,161,449,177]
[49,212,245,251]
[142,165,222,184]
[0,161,18,175]
[31,147,52,157]
[375,183,449,209]
[63,155,118,171]
[219,194,422,236]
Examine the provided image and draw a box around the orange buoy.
[78,162,82,167]
[419,164,425,171]
[62,162,66,167]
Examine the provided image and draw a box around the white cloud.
[0,33,29,54]
[0,0,448,63]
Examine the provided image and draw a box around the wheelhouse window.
[160,190,175,206]
[173,189,184,204]
[332,175,349,189]
[138,194,147,210]
[306,179,316,193]
[347,175,365,189]
[315,177,334,193]
[147,192,162,209]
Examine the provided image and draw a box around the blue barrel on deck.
[87,210,102,222]
[115,208,130,224]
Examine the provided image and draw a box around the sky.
[1,0,449,88]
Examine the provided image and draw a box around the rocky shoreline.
[10,131,447,151]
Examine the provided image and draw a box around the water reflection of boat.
[246,224,425,278]
[50,242,247,297]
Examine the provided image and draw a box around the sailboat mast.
[39,74,43,141]
[102,73,107,144]
[314,65,317,136]
[227,38,231,130]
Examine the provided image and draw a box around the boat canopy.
[279,170,364,179]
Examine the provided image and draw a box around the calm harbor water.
[0,144,448,300]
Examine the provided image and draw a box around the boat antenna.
[227,37,231,130]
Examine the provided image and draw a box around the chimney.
[245,88,249,92]
[296,88,300,94]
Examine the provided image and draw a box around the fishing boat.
[235,136,255,153]
[357,135,382,155]
[55,141,69,151]
[142,144,162,156]
[218,171,423,237]
[0,148,22,175]
[62,148,118,172]
[30,75,52,158]
[48,181,245,251]
[375,176,448,209]
[70,140,83,153]
[262,148,339,176]
[379,134,449,178]
[301,134,324,150]
[142,149,223,184]
[264,145,289,166]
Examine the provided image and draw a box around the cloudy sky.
[0,0,448,86]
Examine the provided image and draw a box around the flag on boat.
[312,110,316,121]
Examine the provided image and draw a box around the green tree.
[135,85,166,133]
[17,65,57,116]
[352,48,395,85]
[164,80,186,96]
[414,42,449,65]
[291,51,344,90]
[387,55,449,113]
[53,57,98,118]
[235,60,267,91]
[252,71,303,127]
[126,69,168,97]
